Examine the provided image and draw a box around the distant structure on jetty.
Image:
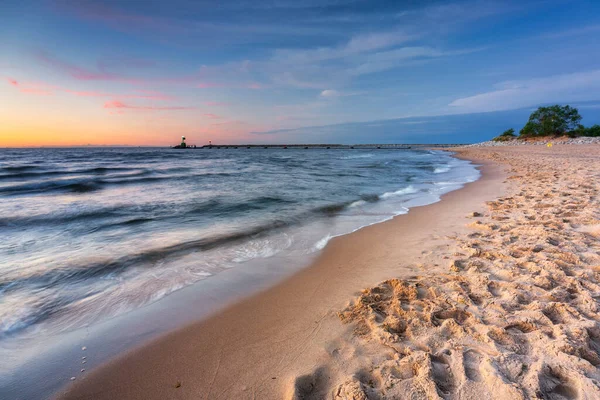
[171,136,197,149]
[172,139,466,149]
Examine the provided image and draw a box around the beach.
[58,145,600,399]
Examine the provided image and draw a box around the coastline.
[57,153,507,399]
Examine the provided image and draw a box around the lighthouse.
[180,136,187,148]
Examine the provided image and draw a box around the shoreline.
[57,153,507,399]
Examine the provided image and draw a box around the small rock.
[81,346,87,351]
[471,212,482,217]
[70,377,76,381]
[81,369,85,372]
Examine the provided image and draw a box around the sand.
[58,145,600,400]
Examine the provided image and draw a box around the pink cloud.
[65,89,173,100]
[6,78,54,95]
[36,51,140,83]
[35,50,265,91]
[103,100,194,111]
[7,76,174,101]
[65,90,112,97]
[203,113,221,119]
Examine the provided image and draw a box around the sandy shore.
[58,145,600,399]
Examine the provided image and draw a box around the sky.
[1,0,600,146]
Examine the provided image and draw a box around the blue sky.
[1,0,600,145]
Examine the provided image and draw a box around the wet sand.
[60,145,600,399]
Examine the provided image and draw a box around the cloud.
[6,78,55,95]
[35,50,262,90]
[103,100,194,111]
[55,0,341,48]
[203,113,221,119]
[319,89,364,98]
[247,32,483,89]
[537,24,600,40]
[36,50,139,83]
[347,46,485,76]
[7,76,175,101]
[449,69,600,112]
[320,89,340,97]
[65,89,173,100]
[271,30,414,65]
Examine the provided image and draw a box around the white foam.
[230,234,293,263]
[339,153,374,159]
[434,166,450,173]
[314,234,332,250]
[349,200,367,208]
[381,185,418,199]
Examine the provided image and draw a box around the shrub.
[585,124,600,137]
[567,124,600,137]
[492,128,517,142]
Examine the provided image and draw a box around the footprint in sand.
[504,321,537,334]
[463,349,483,382]
[432,309,471,327]
[538,365,579,400]
[430,353,455,397]
[292,366,330,400]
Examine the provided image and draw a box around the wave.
[0,172,234,196]
[339,153,374,159]
[0,219,296,294]
[0,166,144,181]
[314,234,332,250]
[0,195,292,228]
[434,166,451,173]
[0,165,39,172]
[381,185,419,199]
[0,294,78,337]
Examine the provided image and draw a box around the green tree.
[519,105,582,137]
[585,124,600,137]
[492,128,516,142]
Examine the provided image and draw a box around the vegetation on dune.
[492,128,516,142]
[570,124,600,137]
[493,105,600,141]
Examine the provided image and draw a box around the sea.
[0,147,478,369]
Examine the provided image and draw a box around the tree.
[492,128,516,142]
[584,124,600,137]
[519,105,582,137]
